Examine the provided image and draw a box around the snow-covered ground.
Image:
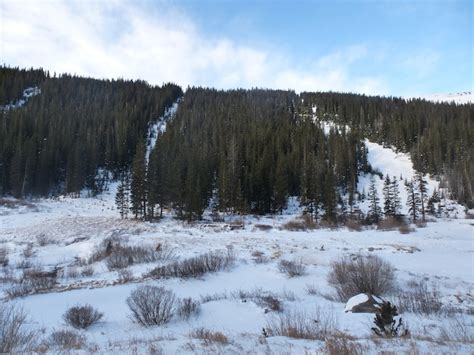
[0,139,473,353]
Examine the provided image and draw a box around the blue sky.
[1,0,472,96]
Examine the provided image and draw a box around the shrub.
[189,328,229,345]
[36,234,53,246]
[254,224,273,231]
[63,304,103,329]
[377,217,405,231]
[148,250,235,279]
[0,246,8,267]
[48,329,86,350]
[265,308,336,340]
[127,285,177,326]
[278,259,306,277]
[0,303,36,353]
[398,224,415,234]
[81,265,94,277]
[178,298,200,320]
[395,280,443,315]
[117,268,133,283]
[305,284,319,296]
[251,250,270,264]
[23,243,34,258]
[327,254,395,301]
[281,215,316,231]
[344,219,364,232]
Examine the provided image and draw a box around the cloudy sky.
[1,0,471,96]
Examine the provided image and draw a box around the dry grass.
[377,217,406,231]
[148,249,235,279]
[398,224,415,234]
[395,280,445,316]
[324,332,366,355]
[47,329,86,350]
[328,254,395,301]
[254,224,273,231]
[344,219,364,232]
[277,258,306,277]
[265,308,336,340]
[189,328,229,345]
[281,214,316,231]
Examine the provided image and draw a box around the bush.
[395,280,443,315]
[251,250,270,264]
[281,215,316,231]
[63,304,103,329]
[178,298,200,320]
[189,328,229,345]
[377,217,406,231]
[327,254,395,301]
[48,329,86,350]
[265,308,336,340]
[278,259,306,277]
[148,250,235,279]
[398,224,415,234]
[0,303,36,353]
[36,234,53,246]
[127,285,177,326]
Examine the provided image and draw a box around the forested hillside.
[299,93,473,207]
[146,88,370,220]
[0,66,182,197]
[1,66,471,216]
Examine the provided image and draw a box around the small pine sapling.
[371,301,408,338]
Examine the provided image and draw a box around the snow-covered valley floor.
[0,187,473,354]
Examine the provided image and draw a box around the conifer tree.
[383,175,393,217]
[115,172,130,219]
[417,172,428,222]
[130,141,147,219]
[391,176,402,216]
[368,177,382,223]
[405,179,420,222]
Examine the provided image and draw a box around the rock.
[345,293,385,313]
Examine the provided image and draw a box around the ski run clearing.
[0,138,473,354]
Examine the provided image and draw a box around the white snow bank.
[1,86,41,111]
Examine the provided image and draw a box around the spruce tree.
[391,176,402,217]
[368,176,382,224]
[405,179,420,222]
[417,172,428,222]
[383,175,393,217]
[130,141,147,219]
[115,173,130,219]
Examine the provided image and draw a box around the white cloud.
[1,1,387,94]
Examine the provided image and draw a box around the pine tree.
[115,172,130,219]
[383,175,393,217]
[391,176,402,217]
[417,172,428,222]
[405,179,420,222]
[130,141,147,219]
[368,176,382,224]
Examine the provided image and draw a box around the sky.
[0,0,472,96]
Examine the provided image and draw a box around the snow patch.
[0,86,41,111]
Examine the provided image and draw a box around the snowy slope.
[0,86,41,110]
[357,140,464,217]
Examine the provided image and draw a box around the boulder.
[344,293,385,313]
